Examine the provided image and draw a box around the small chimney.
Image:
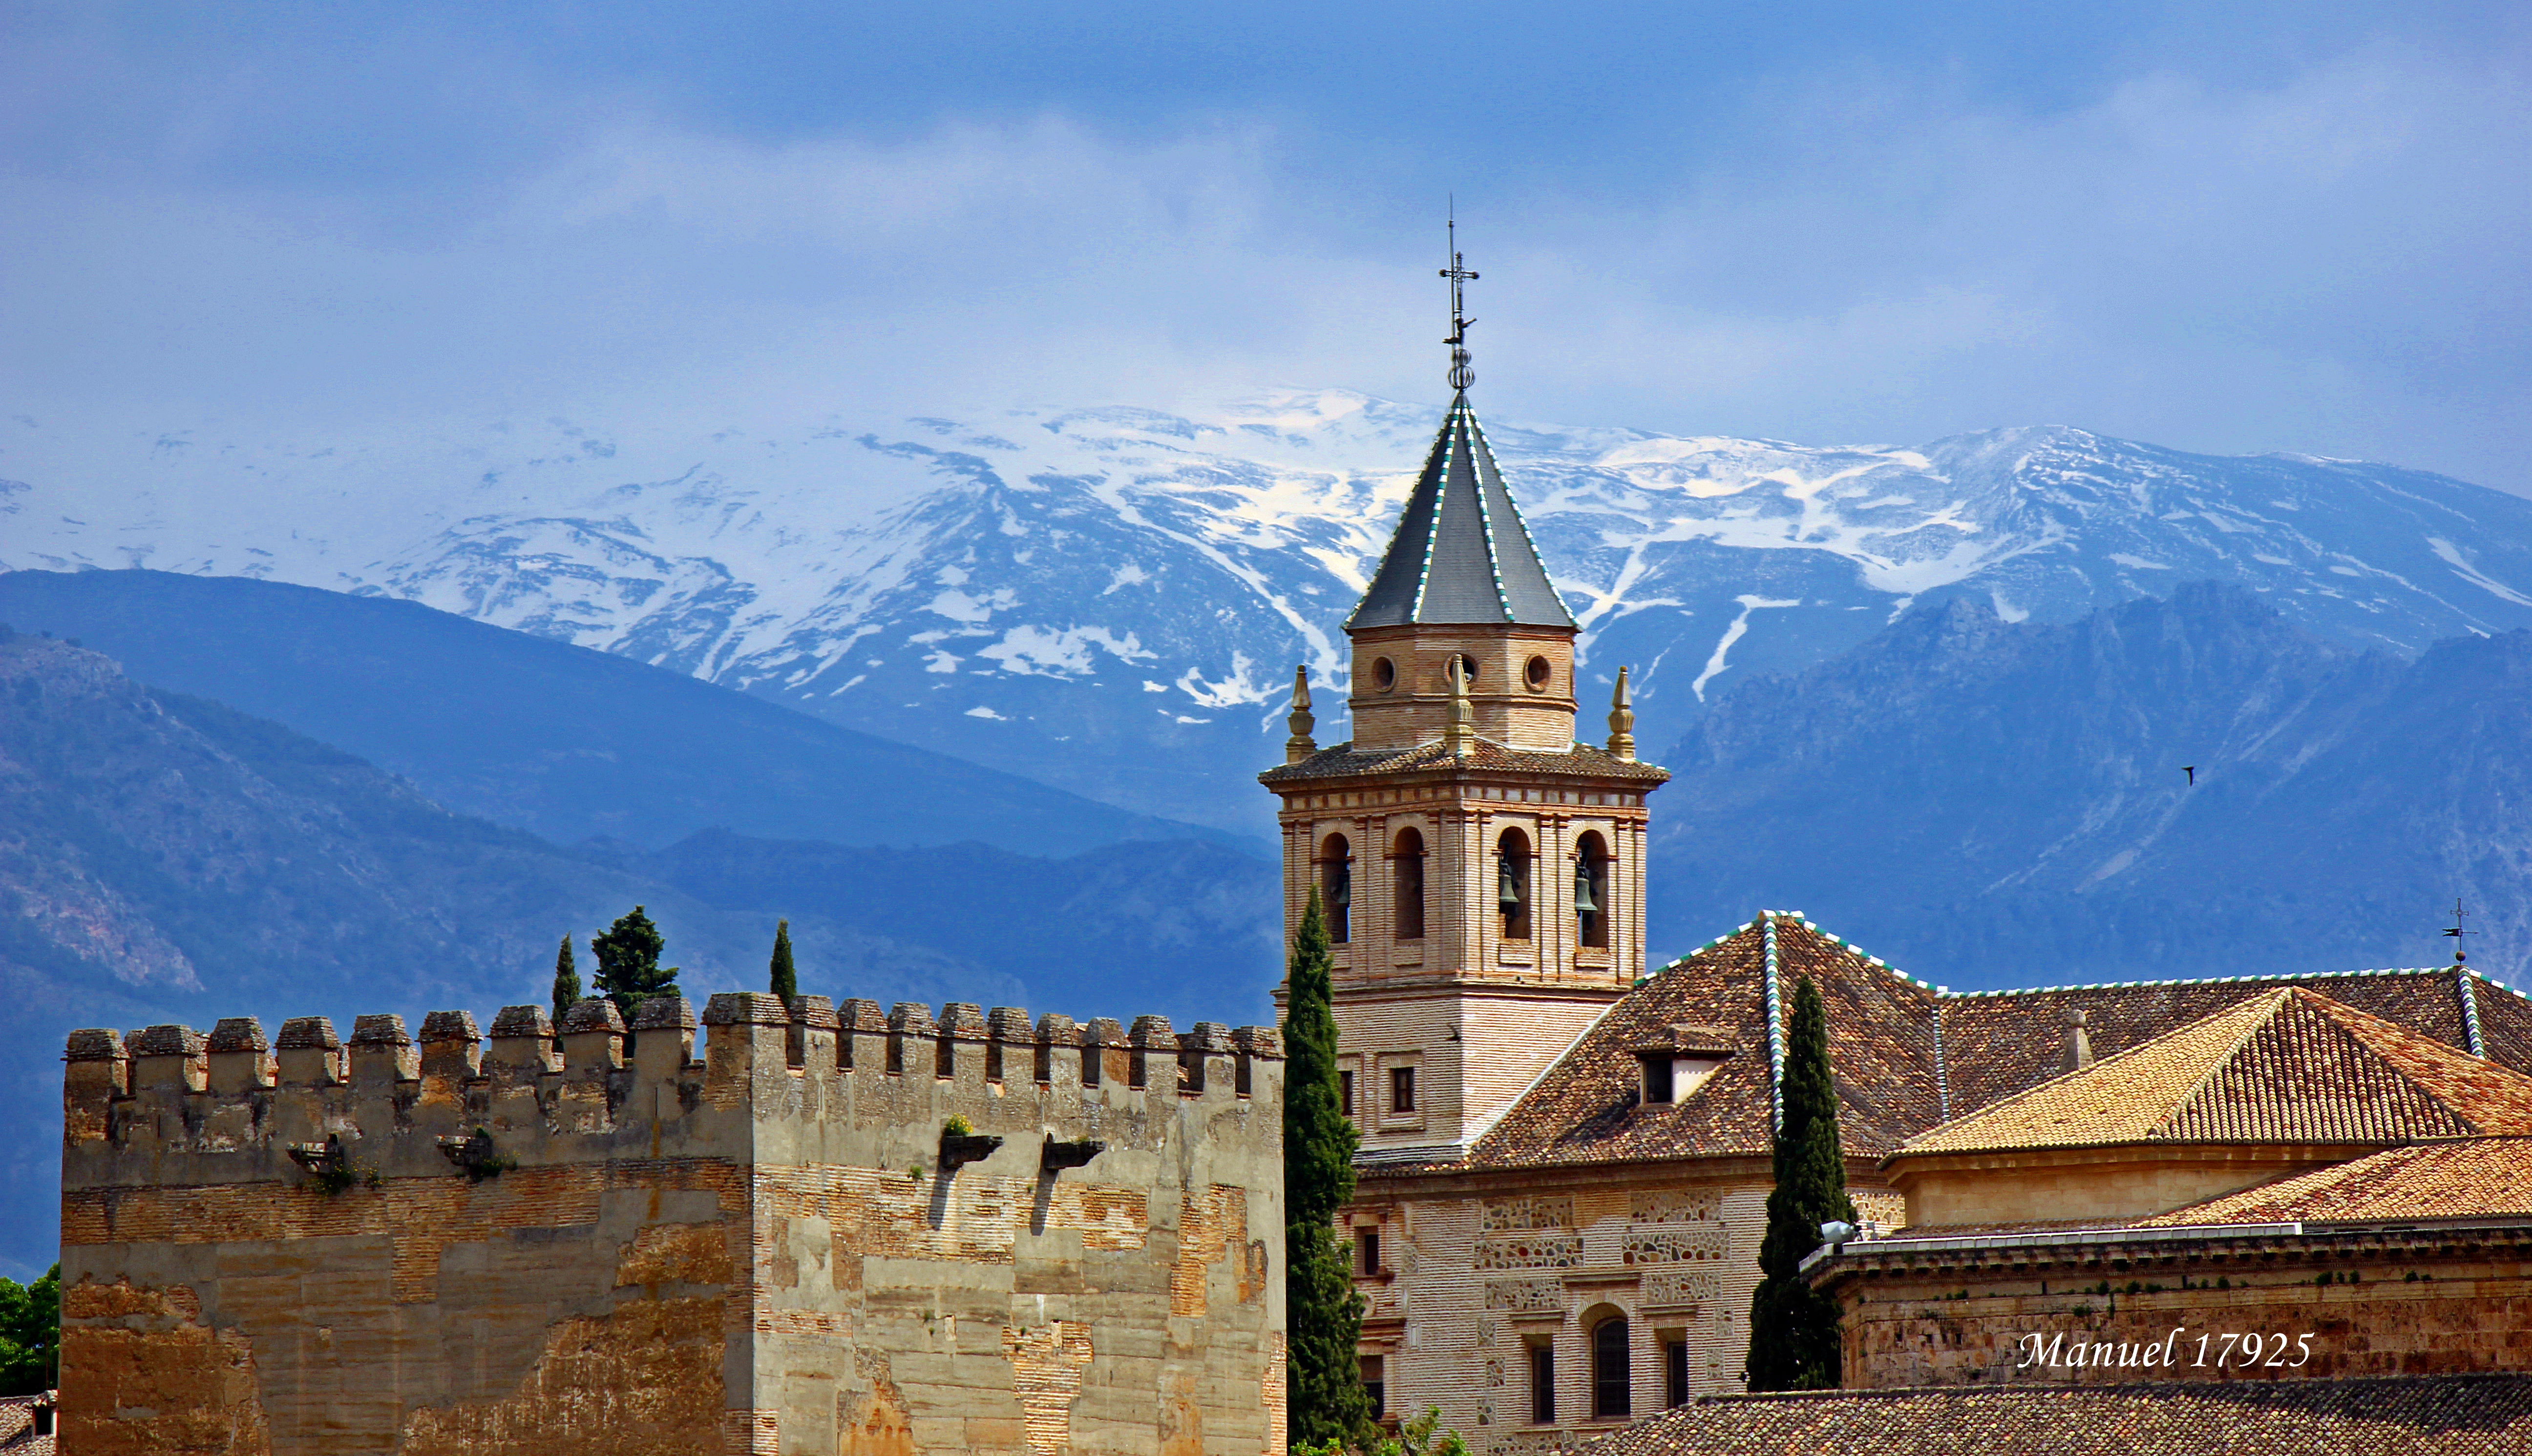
[2062,1008,2093,1073]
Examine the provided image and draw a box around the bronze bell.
[1328,862,1351,912]
[1572,857,1599,915]
[1498,851,1522,911]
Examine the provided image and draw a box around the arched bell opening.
[1574,831,1611,949]
[1391,827,1426,941]
[1496,827,1532,941]
[1319,832,1353,944]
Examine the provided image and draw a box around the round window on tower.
[1372,657,1396,692]
[1453,654,1480,687]
[1525,655,1553,691]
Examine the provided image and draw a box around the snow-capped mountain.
[10,392,2532,832]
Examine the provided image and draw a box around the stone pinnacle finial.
[1607,666,1637,760]
[1444,654,1477,758]
[1285,665,1317,764]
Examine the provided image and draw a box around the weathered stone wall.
[727,996,1287,1456]
[60,992,1286,1456]
[1832,1232,2532,1389]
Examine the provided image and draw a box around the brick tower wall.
[58,992,1285,1456]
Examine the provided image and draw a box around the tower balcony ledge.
[1258,738,1669,788]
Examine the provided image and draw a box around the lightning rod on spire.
[1441,207,1478,394]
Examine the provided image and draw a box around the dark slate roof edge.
[1465,408,1574,627]
[1344,394,1576,630]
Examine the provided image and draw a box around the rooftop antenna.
[2446,898,2471,965]
[1442,203,1477,394]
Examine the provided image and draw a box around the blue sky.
[4,1,2528,488]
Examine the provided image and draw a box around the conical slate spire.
[1346,394,1574,630]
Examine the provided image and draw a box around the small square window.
[1391,1065,1416,1113]
[1642,1055,1672,1104]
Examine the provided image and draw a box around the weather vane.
[2447,897,2471,965]
[1442,206,1477,394]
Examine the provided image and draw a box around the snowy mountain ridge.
[10,390,2532,831]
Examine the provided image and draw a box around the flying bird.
[2183,766,2196,785]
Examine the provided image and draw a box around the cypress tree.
[1745,974,1857,1391]
[591,905,679,1020]
[1282,888,1373,1447]
[769,918,798,1001]
[549,935,581,1025]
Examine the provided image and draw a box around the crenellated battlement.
[63,993,1282,1187]
[59,989,1288,1456]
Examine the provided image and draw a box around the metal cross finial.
[2447,897,2471,964]
[1441,207,1478,393]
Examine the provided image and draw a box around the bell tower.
[1261,227,1668,1161]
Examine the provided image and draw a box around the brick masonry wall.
[59,994,1286,1456]
[1275,776,1650,1154]
[1344,625,1580,753]
[1834,1238,2532,1389]
[1347,1161,1905,1456]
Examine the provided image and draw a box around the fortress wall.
[59,993,1285,1456]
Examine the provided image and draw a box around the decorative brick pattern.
[1620,1225,1727,1265]
[1482,1196,1574,1231]
[1484,1278,1564,1312]
[1473,1233,1584,1270]
[1638,1269,1721,1307]
[1628,1190,1718,1223]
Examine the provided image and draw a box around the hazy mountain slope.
[644,830,1276,1026]
[0,569,1240,855]
[12,397,2532,832]
[0,634,1275,1277]
[1649,583,2523,983]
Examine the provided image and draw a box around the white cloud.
[3,29,2528,500]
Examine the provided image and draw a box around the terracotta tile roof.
[1463,915,1942,1170]
[1939,968,2496,1117]
[1584,1374,2532,1455]
[1388,905,2532,1183]
[0,1394,52,1454]
[2138,1136,2532,1227]
[1897,988,2532,1158]
[1257,737,1669,785]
